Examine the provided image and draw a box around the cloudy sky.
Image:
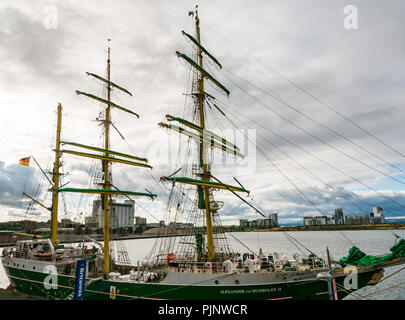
[1,0,405,226]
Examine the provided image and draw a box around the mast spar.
[103,40,112,278]
[54,39,155,278]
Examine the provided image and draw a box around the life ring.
[167,253,177,263]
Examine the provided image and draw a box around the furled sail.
[176,51,230,96]
[181,30,222,69]
[160,176,250,194]
[76,90,139,118]
[86,72,133,96]
[60,149,153,169]
[61,141,148,163]
[165,114,240,151]
[56,188,156,199]
[158,122,243,158]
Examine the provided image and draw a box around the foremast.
[160,7,249,261]
[19,104,62,247]
[56,41,156,278]
[51,103,62,248]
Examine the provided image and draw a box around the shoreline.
[232,223,405,233]
[1,224,404,247]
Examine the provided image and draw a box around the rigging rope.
[359,280,405,299]
[225,68,405,179]
[212,96,405,214]
[283,231,316,256]
[208,97,328,217]
[221,70,405,186]
[225,232,259,258]
[203,23,405,161]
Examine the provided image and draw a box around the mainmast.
[103,41,112,277]
[194,8,215,260]
[51,103,62,248]
[160,7,249,262]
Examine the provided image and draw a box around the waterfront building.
[334,208,345,225]
[91,199,135,229]
[84,216,98,229]
[345,214,371,225]
[168,222,194,229]
[146,221,166,229]
[239,219,249,228]
[371,206,385,224]
[269,213,278,227]
[135,216,147,232]
[239,213,279,229]
[303,216,333,226]
[147,223,161,229]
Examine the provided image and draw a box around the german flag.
[19,157,30,166]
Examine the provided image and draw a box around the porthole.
[214,280,219,285]
[33,266,35,270]
[235,280,240,284]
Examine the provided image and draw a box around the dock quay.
[0,288,45,300]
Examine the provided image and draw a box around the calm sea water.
[1,230,404,300]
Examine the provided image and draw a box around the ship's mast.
[195,9,215,260]
[160,9,247,262]
[51,103,62,248]
[55,41,155,278]
[103,41,112,277]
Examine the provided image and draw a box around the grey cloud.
[1,0,405,225]
[0,161,45,210]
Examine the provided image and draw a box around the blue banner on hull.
[74,259,87,300]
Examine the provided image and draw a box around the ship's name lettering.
[220,289,245,294]
[220,287,281,295]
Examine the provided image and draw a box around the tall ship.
[2,8,405,300]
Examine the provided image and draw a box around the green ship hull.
[3,263,380,300]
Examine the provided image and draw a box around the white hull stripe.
[7,273,169,300]
[264,296,293,300]
[7,273,294,301]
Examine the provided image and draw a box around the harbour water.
[1,229,404,300]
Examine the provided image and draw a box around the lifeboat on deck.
[34,252,53,259]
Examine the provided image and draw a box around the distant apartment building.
[168,222,194,229]
[239,219,249,228]
[370,206,385,224]
[269,213,278,227]
[86,199,135,229]
[345,214,371,225]
[303,216,335,226]
[334,208,345,225]
[239,213,279,228]
[147,221,166,229]
[303,206,385,226]
[84,216,98,229]
[135,216,147,232]
[60,218,75,227]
